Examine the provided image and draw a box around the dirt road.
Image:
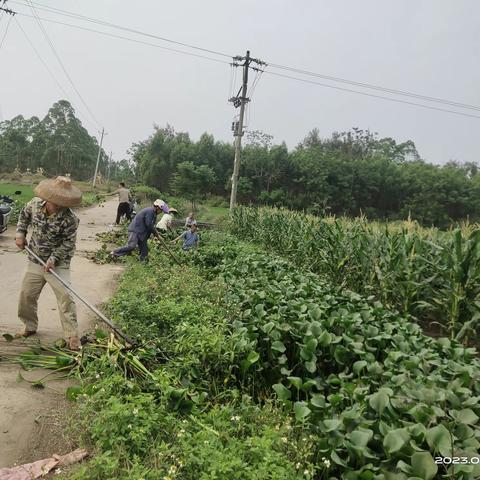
[0,198,123,468]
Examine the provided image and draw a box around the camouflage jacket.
[16,197,79,267]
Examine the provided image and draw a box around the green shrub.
[205,194,229,208]
[131,184,163,202]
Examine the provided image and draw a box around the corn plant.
[230,206,480,340]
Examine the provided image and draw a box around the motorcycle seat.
[0,206,12,214]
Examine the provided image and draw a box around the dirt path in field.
[0,198,123,468]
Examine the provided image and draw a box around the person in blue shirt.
[172,223,199,251]
[111,199,169,261]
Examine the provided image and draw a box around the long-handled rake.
[153,230,183,266]
[24,246,135,346]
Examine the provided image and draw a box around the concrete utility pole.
[92,127,105,187]
[229,51,250,213]
[228,51,266,214]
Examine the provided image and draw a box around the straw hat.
[34,176,83,207]
[168,208,178,214]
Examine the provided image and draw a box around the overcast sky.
[1,0,479,165]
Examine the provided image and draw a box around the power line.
[10,0,480,120]
[0,12,12,50]
[12,0,480,114]
[265,70,480,120]
[14,17,93,127]
[0,1,15,51]
[268,62,480,113]
[15,11,230,66]
[11,0,232,59]
[24,0,101,127]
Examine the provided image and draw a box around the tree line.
[1,100,479,227]
[130,125,480,227]
[0,100,112,180]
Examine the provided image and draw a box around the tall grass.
[230,207,480,341]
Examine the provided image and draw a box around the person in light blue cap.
[111,199,168,261]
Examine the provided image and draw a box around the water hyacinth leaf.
[310,320,322,336]
[451,408,479,424]
[254,303,266,318]
[454,423,473,440]
[318,330,332,346]
[301,379,317,392]
[273,383,291,401]
[359,470,374,480]
[294,401,311,421]
[367,362,383,375]
[463,437,480,450]
[425,424,452,456]
[353,360,367,375]
[408,423,427,440]
[261,322,275,334]
[436,337,451,349]
[369,390,390,416]
[271,341,286,353]
[309,307,322,321]
[350,428,373,447]
[328,393,344,406]
[310,393,326,408]
[334,345,349,364]
[287,376,303,390]
[396,460,413,475]
[410,452,437,480]
[305,359,317,373]
[327,375,342,386]
[246,351,260,364]
[383,428,410,453]
[240,351,259,372]
[331,450,348,467]
[305,337,318,352]
[322,418,342,432]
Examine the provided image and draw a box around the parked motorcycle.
[0,191,22,234]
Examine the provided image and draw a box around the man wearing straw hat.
[14,176,82,350]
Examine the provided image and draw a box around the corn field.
[230,207,480,342]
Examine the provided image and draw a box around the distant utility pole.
[228,51,266,213]
[92,127,105,187]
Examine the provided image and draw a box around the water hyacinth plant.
[191,233,480,479]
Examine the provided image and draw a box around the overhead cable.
[25,0,101,127]
[265,70,480,120]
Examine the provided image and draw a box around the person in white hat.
[156,207,177,233]
[14,176,82,350]
[111,199,168,261]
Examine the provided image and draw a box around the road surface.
[0,198,123,468]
